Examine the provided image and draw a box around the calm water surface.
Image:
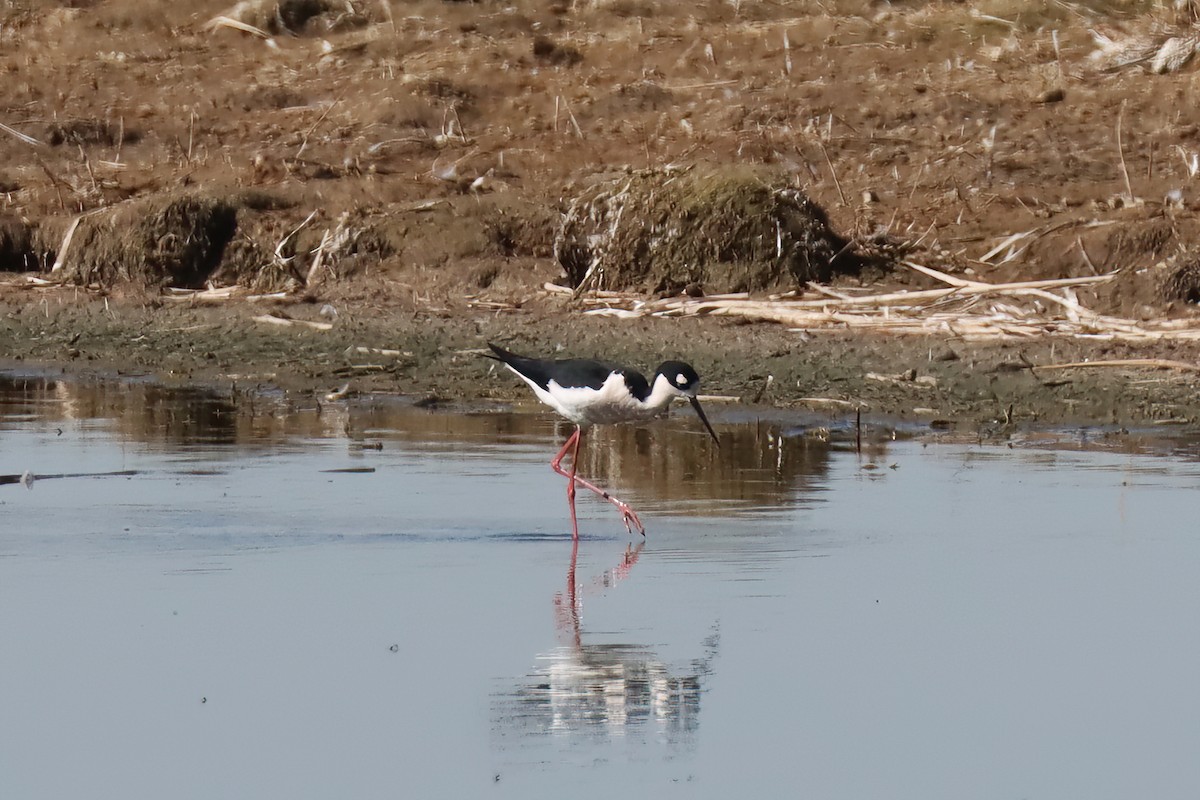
[2,374,1200,799]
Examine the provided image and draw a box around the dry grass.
[555,166,860,295]
[2,0,1200,315]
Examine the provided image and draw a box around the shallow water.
[2,374,1200,799]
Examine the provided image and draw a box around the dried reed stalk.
[557,259,1200,343]
[1033,359,1200,374]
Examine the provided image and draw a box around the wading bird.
[486,342,720,539]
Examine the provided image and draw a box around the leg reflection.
[554,540,645,649]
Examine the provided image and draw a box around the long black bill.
[688,396,720,448]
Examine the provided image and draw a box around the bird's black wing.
[487,342,646,396]
[618,370,650,401]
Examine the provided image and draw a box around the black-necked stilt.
[486,342,719,539]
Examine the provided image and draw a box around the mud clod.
[532,36,583,67]
[555,167,862,294]
[0,215,36,272]
[221,0,357,35]
[1158,250,1200,304]
[55,195,238,289]
[45,119,137,147]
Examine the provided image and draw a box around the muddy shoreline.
[6,3,1200,432]
[4,289,1200,432]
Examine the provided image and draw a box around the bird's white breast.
[540,372,668,427]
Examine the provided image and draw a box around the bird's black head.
[655,360,719,447]
[655,361,701,397]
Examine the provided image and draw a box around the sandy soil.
[4,0,1200,428]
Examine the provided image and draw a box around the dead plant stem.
[817,140,846,206]
[1117,100,1134,202]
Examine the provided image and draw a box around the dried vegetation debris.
[17,187,555,294]
[568,261,1200,343]
[295,208,397,287]
[1156,248,1200,304]
[41,192,349,293]
[554,167,865,295]
[1090,22,1200,74]
[593,81,675,115]
[212,0,373,37]
[1012,216,1200,318]
[44,118,138,148]
[9,0,1200,338]
[52,194,239,289]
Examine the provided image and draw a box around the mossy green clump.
[554,166,858,294]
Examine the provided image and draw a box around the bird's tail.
[484,342,525,365]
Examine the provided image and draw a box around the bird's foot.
[617,502,646,537]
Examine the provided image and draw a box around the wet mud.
[3,287,1200,431]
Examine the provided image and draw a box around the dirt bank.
[4,284,1200,432]
[5,1,1200,429]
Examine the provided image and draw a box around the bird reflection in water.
[495,543,719,752]
[553,539,643,650]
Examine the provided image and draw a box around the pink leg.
[550,428,582,539]
[556,540,644,648]
[550,427,646,537]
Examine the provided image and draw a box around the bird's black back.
[486,342,651,400]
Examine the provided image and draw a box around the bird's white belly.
[537,374,667,427]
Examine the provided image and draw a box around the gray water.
[2,374,1200,799]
